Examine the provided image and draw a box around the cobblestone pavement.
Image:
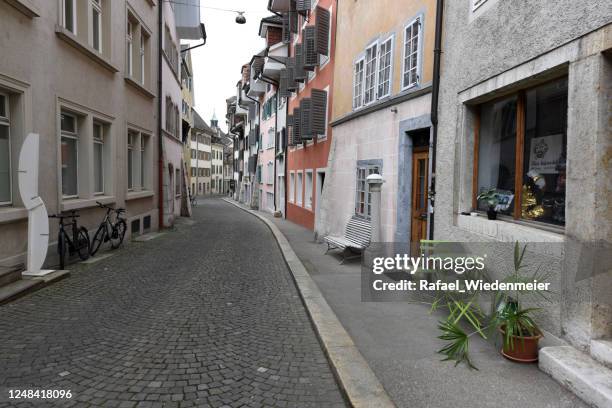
[0,199,346,408]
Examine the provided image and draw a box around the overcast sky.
[182,0,269,132]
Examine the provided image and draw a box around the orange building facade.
[286,0,337,231]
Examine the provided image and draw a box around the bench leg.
[340,249,361,264]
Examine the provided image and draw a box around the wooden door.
[411,150,429,245]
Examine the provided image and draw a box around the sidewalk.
[260,212,587,408]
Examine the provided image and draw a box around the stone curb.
[223,198,396,408]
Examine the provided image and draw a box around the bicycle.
[49,210,90,270]
[90,202,127,256]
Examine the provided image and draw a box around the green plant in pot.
[428,243,549,368]
[495,300,542,362]
[477,188,500,220]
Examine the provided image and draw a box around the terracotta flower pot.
[499,327,542,363]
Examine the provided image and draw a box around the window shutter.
[296,0,311,16]
[293,107,302,145]
[287,58,298,91]
[289,1,299,34]
[315,6,331,56]
[282,14,291,43]
[294,44,307,82]
[287,114,294,146]
[248,103,256,119]
[252,57,265,77]
[303,26,318,70]
[300,98,313,140]
[311,89,327,135]
[279,69,289,98]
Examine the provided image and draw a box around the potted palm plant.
[477,189,500,220]
[496,301,542,362]
[428,243,549,368]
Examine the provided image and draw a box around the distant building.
[191,110,213,195]
[181,48,195,200]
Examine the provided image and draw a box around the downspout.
[273,90,278,213]
[428,0,444,240]
[244,92,260,206]
[157,1,164,229]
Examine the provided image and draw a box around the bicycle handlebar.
[49,213,80,219]
[96,201,125,214]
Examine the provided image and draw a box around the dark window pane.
[0,125,10,202]
[477,96,517,215]
[522,78,568,225]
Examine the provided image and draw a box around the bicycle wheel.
[76,227,91,261]
[90,224,106,256]
[110,219,127,249]
[58,231,67,270]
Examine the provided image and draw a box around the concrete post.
[367,174,384,242]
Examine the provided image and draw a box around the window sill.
[62,196,116,212]
[55,25,119,73]
[124,76,155,99]
[126,190,154,201]
[5,0,40,17]
[0,207,28,224]
[456,213,564,243]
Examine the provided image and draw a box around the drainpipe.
[157,1,164,229]
[273,90,278,213]
[428,0,444,240]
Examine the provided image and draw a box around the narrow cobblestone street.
[0,199,346,408]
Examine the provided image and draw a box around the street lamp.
[235,12,246,24]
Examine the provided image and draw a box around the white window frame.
[127,20,134,77]
[267,161,274,185]
[401,16,422,91]
[91,0,103,52]
[377,35,394,99]
[62,0,77,34]
[60,112,79,198]
[92,122,105,195]
[353,57,365,110]
[289,171,295,203]
[318,85,330,140]
[355,161,382,219]
[363,41,379,106]
[140,29,146,84]
[296,170,304,206]
[305,169,313,210]
[127,131,135,191]
[0,93,12,206]
[140,134,146,189]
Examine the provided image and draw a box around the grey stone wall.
[434,0,612,348]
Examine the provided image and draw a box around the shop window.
[475,77,568,226]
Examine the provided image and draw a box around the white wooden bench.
[323,216,372,263]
